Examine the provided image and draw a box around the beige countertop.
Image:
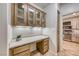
[9,35,49,49]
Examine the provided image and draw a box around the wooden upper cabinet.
[11,3,46,27]
[11,3,28,26]
[35,9,41,27]
[27,4,36,27]
[15,4,26,26]
[41,12,46,27]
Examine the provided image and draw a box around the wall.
[0,4,7,56]
[12,27,42,39]
[43,3,57,53]
[7,3,12,55]
[60,3,79,15]
[44,4,57,28]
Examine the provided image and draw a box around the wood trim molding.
[11,3,15,26]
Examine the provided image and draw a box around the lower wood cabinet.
[9,38,49,56]
[64,34,71,41]
[72,32,79,43]
[11,3,46,27]
[72,33,77,42]
[36,38,49,55]
[9,44,30,56]
[14,50,30,56]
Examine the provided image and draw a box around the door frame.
[57,10,60,53]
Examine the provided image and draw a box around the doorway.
[57,11,79,56]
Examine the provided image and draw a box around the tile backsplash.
[12,26,43,39]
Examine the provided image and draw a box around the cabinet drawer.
[76,34,79,43]
[43,39,48,42]
[13,44,30,54]
[43,40,49,45]
[44,45,48,49]
[14,50,30,56]
[36,39,49,54]
[43,46,48,53]
[64,34,71,41]
[9,49,13,56]
[72,33,76,42]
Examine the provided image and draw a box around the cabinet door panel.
[28,5,35,26]
[14,50,30,56]
[76,18,79,29]
[15,3,26,26]
[13,44,30,54]
[43,46,48,53]
[71,19,77,29]
[36,39,49,54]
[64,34,71,41]
[72,30,77,42]
[76,30,79,43]
[35,10,41,27]
[41,12,46,27]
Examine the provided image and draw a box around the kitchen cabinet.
[9,38,49,56]
[14,51,30,56]
[36,39,49,55]
[63,13,79,43]
[35,10,41,27]
[76,33,79,43]
[28,4,36,26]
[71,18,79,43]
[11,3,46,27]
[12,3,28,26]
[64,34,71,41]
[71,17,79,30]
[41,12,46,27]
[72,30,79,43]
[76,18,79,29]
[72,30,77,42]
[71,19,77,29]
[9,44,30,56]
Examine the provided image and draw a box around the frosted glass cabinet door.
[41,12,46,27]
[35,10,41,27]
[28,5,35,26]
[15,3,26,26]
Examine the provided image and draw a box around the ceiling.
[34,3,50,9]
